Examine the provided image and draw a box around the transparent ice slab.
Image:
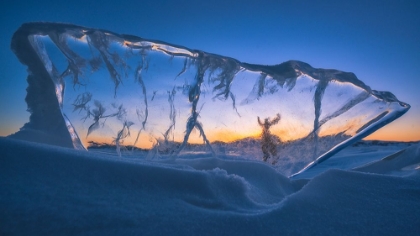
[10,22,410,177]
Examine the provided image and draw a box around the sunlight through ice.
[9,22,410,176]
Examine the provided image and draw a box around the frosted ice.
[10,22,410,176]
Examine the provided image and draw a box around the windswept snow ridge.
[9,22,410,176]
[1,137,419,235]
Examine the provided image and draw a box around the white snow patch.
[1,137,419,235]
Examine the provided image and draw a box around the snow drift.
[1,137,419,235]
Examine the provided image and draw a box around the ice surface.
[354,143,420,176]
[1,137,420,235]
[9,22,410,176]
[293,140,419,179]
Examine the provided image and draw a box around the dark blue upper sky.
[1,0,419,140]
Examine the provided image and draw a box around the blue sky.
[1,0,419,141]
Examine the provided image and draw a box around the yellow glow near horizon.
[78,113,420,150]
[207,129,261,143]
[2,118,417,149]
[364,127,420,142]
[364,115,420,142]
[83,132,155,149]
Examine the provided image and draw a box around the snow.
[2,20,417,236]
[1,137,419,235]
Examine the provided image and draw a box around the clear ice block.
[10,22,410,176]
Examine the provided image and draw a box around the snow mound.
[271,169,420,235]
[1,137,420,235]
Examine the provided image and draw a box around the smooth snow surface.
[1,137,419,235]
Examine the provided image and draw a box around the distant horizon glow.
[1,0,419,143]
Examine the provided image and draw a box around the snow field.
[1,137,419,235]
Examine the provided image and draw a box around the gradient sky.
[1,0,419,142]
